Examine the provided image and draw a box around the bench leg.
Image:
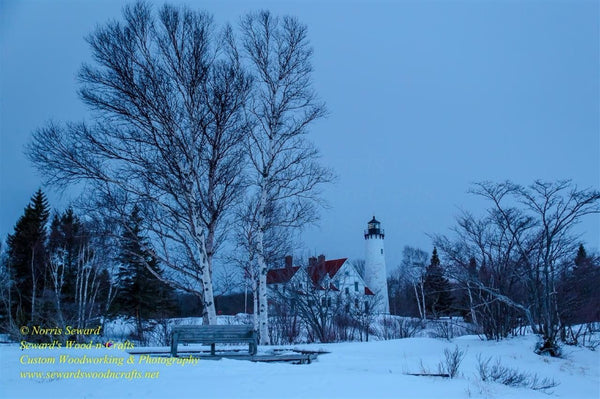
[171,338,178,357]
[211,343,215,356]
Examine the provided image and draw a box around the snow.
[1,334,598,399]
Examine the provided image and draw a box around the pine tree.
[557,244,600,335]
[423,248,452,318]
[6,190,50,325]
[112,206,175,340]
[574,244,590,271]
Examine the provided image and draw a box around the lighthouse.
[364,216,390,314]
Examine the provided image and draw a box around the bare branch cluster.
[434,180,599,350]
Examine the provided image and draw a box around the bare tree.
[52,224,112,337]
[47,250,67,328]
[231,196,294,331]
[27,3,251,325]
[240,11,332,344]
[0,241,16,333]
[270,267,341,343]
[505,181,599,352]
[435,180,599,353]
[400,246,429,320]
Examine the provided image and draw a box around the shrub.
[476,354,559,392]
[438,346,466,378]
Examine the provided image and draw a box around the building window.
[354,282,358,292]
[345,303,350,312]
[381,249,383,255]
[345,287,349,295]
[354,298,359,308]
[321,298,326,307]
[365,301,369,313]
[327,298,332,307]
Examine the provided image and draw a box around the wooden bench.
[170,325,258,357]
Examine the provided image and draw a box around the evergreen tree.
[112,207,176,340]
[6,190,50,325]
[558,244,600,329]
[574,244,590,270]
[423,248,452,318]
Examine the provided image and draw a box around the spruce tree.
[574,244,590,271]
[6,190,50,325]
[112,207,175,340]
[423,247,452,318]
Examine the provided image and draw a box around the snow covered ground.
[1,334,598,399]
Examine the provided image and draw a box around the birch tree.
[240,11,332,344]
[400,246,429,320]
[232,196,294,332]
[27,3,251,324]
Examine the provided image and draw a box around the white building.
[267,255,375,313]
[267,216,391,314]
[363,216,390,314]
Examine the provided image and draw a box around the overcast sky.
[1,0,598,271]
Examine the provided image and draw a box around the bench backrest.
[172,325,256,342]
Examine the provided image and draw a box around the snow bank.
[1,334,598,399]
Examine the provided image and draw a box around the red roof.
[267,256,375,296]
[266,266,301,284]
[307,258,347,285]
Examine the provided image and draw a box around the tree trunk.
[466,283,478,326]
[201,237,217,325]
[193,229,216,325]
[419,279,426,320]
[256,182,270,345]
[413,282,423,320]
[30,248,37,324]
[252,277,259,332]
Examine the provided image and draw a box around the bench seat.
[171,325,258,357]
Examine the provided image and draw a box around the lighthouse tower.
[364,216,390,314]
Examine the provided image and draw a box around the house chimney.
[318,254,325,266]
[317,255,326,280]
[285,255,293,270]
[308,256,317,267]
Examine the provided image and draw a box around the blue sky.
[1,0,598,271]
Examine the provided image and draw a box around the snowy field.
[1,334,598,399]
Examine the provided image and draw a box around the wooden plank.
[171,324,258,357]
[128,349,320,364]
[406,373,450,378]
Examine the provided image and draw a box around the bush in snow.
[379,316,423,340]
[438,345,466,378]
[476,354,559,392]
